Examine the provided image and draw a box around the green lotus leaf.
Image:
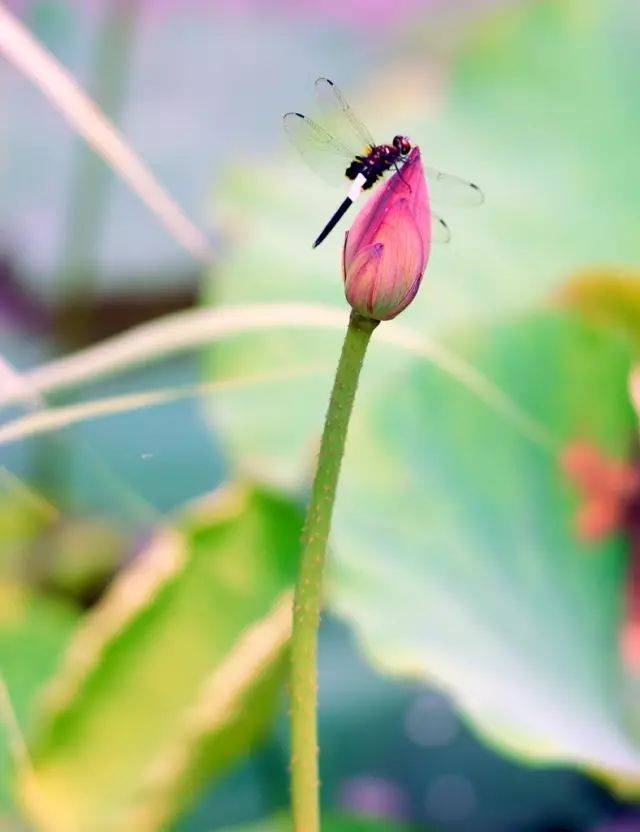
[19,486,303,832]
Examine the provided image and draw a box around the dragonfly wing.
[425,166,484,206]
[314,77,376,156]
[283,111,354,186]
[432,213,451,244]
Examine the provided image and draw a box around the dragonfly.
[284,77,484,248]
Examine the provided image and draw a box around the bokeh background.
[2,0,640,830]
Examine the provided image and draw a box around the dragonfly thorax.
[345,142,407,190]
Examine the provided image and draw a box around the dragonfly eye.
[393,135,411,155]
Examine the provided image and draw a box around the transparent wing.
[432,213,451,244]
[314,77,375,157]
[283,111,354,186]
[425,166,484,206]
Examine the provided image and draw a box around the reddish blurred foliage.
[562,442,640,543]
[621,553,640,673]
[561,440,640,674]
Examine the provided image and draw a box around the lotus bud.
[343,147,430,321]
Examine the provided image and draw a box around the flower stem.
[291,310,379,831]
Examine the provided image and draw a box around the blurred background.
[2,0,640,830]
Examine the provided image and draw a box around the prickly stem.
[290,310,378,831]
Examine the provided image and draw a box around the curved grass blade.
[0,303,553,451]
[0,4,213,263]
[0,365,329,447]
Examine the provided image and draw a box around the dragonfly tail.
[313,197,353,248]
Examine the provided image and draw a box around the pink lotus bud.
[343,147,430,321]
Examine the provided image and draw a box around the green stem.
[60,0,139,311]
[291,310,379,831]
[35,1,139,503]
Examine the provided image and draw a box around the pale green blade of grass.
[0,348,156,523]
[0,302,555,451]
[0,356,41,408]
[0,3,213,263]
[0,364,329,447]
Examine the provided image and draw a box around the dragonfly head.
[393,135,411,156]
